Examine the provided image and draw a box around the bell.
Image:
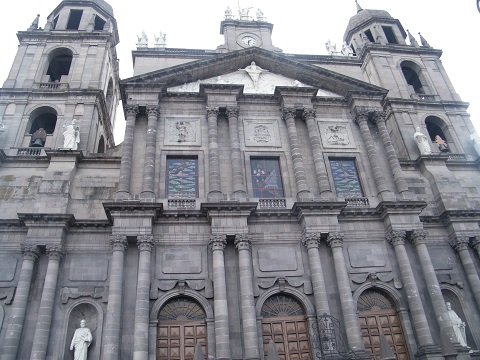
[31,138,45,147]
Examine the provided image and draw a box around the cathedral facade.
[0,1,479,359]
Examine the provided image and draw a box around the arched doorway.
[157,297,207,360]
[261,294,312,359]
[357,289,409,360]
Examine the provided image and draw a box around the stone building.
[0,0,479,359]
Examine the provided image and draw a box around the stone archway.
[357,289,409,360]
[261,293,312,360]
[156,296,207,360]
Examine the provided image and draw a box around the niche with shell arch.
[442,289,477,349]
[63,302,102,360]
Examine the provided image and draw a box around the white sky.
[0,0,479,144]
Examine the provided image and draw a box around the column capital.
[235,234,251,250]
[46,244,64,260]
[206,106,219,117]
[146,105,159,117]
[302,108,316,121]
[470,236,480,250]
[209,234,226,251]
[110,234,128,251]
[22,244,40,261]
[386,230,407,247]
[226,106,239,118]
[125,105,139,117]
[353,107,370,125]
[449,236,470,252]
[371,110,387,125]
[282,107,296,121]
[410,230,428,246]
[301,232,321,249]
[326,232,344,248]
[137,234,154,252]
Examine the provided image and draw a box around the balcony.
[258,198,287,209]
[168,198,196,210]
[16,147,43,156]
[345,197,369,207]
[36,82,69,90]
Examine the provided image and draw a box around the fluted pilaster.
[206,107,223,201]
[141,106,159,199]
[117,105,139,199]
[227,106,247,200]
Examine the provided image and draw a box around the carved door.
[261,294,312,360]
[157,297,207,360]
[358,290,409,360]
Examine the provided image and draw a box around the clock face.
[242,36,257,47]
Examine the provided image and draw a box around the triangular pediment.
[121,47,387,99]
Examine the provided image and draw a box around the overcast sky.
[0,0,478,143]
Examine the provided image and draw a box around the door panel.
[157,321,207,360]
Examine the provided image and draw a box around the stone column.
[386,230,435,348]
[354,108,391,198]
[227,106,247,200]
[303,109,333,198]
[471,237,480,259]
[302,233,330,315]
[283,107,312,200]
[117,105,138,199]
[1,245,39,360]
[209,234,231,360]
[30,245,63,360]
[133,235,154,360]
[450,236,480,309]
[141,106,159,199]
[102,235,127,360]
[372,111,409,195]
[326,233,364,352]
[410,230,457,347]
[235,234,259,359]
[206,107,223,201]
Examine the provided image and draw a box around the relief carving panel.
[243,119,281,147]
[164,118,201,145]
[318,122,356,149]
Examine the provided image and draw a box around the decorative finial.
[406,30,419,47]
[28,14,40,31]
[418,32,431,48]
[355,0,363,13]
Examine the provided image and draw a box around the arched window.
[97,135,105,153]
[28,107,57,147]
[46,48,73,82]
[425,116,451,153]
[401,61,426,94]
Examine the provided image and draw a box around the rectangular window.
[330,158,363,197]
[66,10,83,30]
[94,15,106,31]
[382,26,398,44]
[166,157,198,199]
[251,157,284,198]
[52,16,59,30]
[364,29,375,43]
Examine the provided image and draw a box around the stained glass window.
[251,157,284,198]
[167,157,198,198]
[330,159,363,197]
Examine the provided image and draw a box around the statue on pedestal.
[62,119,80,150]
[70,319,92,360]
[446,302,468,347]
[414,126,431,155]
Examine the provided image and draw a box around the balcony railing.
[258,198,287,209]
[345,197,369,207]
[168,198,196,210]
[17,147,42,156]
[36,82,69,90]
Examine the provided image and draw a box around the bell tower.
[0,0,120,154]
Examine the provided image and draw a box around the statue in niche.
[434,135,449,152]
[176,121,189,142]
[445,302,468,347]
[70,319,93,360]
[253,125,271,143]
[414,126,431,155]
[239,61,268,90]
[470,133,480,157]
[31,127,47,147]
[62,119,80,150]
[326,125,349,145]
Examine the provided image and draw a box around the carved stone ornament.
[410,230,428,246]
[22,244,40,261]
[386,230,406,247]
[450,236,470,253]
[125,105,139,117]
[61,287,107,304]
[206,106,219,117]
[302,109,316,120]
[372,110,387,124]
[110,235,127,251]
[282,107,296,121]
[146,106,159,118]
[326,232,344,248]
[209,234,226,251]
[301,233,321,249]
[353,107,370,125]
[326,124,350,145]
[253,125,271,143]
[226,106,239,119]
[235,234,251,250]
[46,244,64,260]
[137,234,154,252]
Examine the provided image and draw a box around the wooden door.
[157,321,207,360]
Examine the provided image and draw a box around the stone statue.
[239,7,252,21]
[446,302,468,347]
[224,6,233,20]
[154,32,167,48]
[136,31,148,48]
[63,119,80,150]
[414,126,431,155]
[239,61,268,90]
[325,40,337,55]
[70,319,92,360]
[470,133,480,157]
[434,135,449,152]
[341,41,354,56]
[256,8,265,21]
